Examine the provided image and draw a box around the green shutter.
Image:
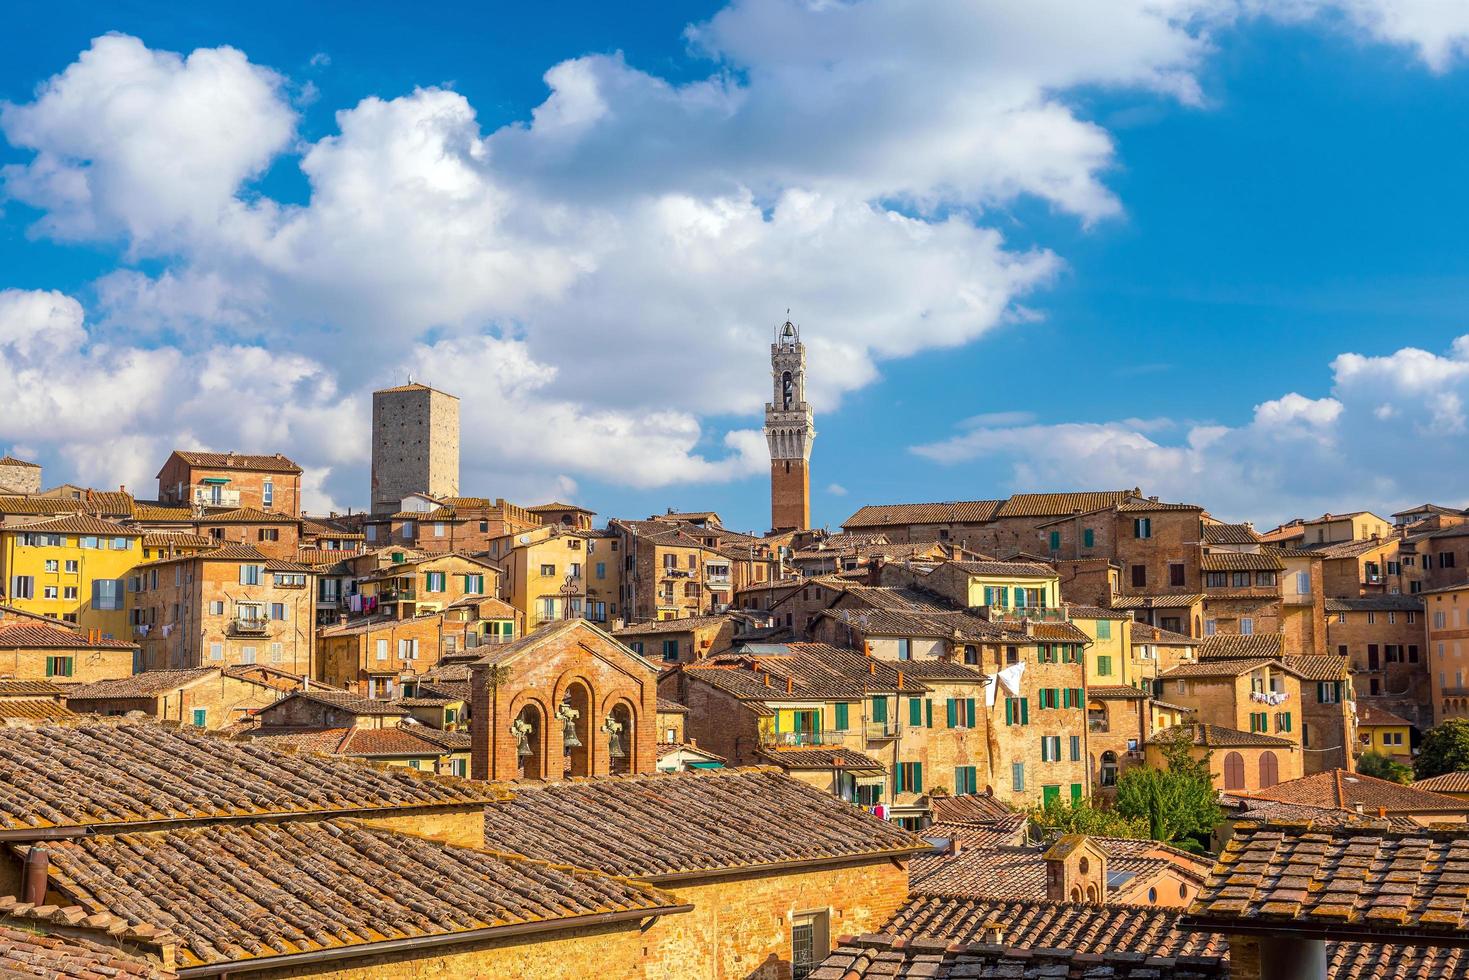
[44,658,53,678]
[1083,529,1094,548]
[872,697,887,724]
[836,703,849,730]
[1005,699,1014,726]
[1049,531,1060,550]
[1062,687,1070,709]
[1020,698,1030,724]
[926,699,934,728]
[913,763,923,793]
[1071,783,1083,802]
[895,765,904,794]
[1042,784,1060,806]
[946,699,957,728]
[909,697,922,727]
[966,698,976,727]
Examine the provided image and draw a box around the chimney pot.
[763,673,771,687]
[22,846,47,905]
[785,676,793,694]
[868,661,876,675]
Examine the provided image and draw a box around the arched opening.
[1100,750,1118,787]
[1078,857,1089,874]
[1069,886,1081,902]
[1258,750,1280,789]
[781,370,793,409]
[514,703,545,781]
[1086,885,1098,903]
[1223,751,1245,791]
[1087,700,1108,734]
[560,682,593,777]
[607,701,635,776]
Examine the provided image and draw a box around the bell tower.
[765,318,815,532]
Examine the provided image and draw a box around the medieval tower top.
[765,318,815,532]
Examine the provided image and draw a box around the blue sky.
[5,1,1469,533]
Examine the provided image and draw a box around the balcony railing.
[865,721,899,740]
[229,617,270,636]
[762,730,836,747]
[381,588,417,602]
[1088,719,1109,733]
[980,605,1067,623]
[662,569,691,579]
[191,487,241,508]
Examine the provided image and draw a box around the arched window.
[515,704,545,781]
[1259,750,1280,789]
[1147,887,1157,904]
[1223,751,1245,791]
[1100,751,1118,787]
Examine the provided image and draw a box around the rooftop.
[0,905,173,978]
[480,766,928,880]
[1196,633,1285,660]
[1324,596,1425,612]
[1412,772,1469,794]
[0,721,502,835]
[811,935,1226,980]
[62,668,220,700]
[166,450,302,473]
[842,500,1004,528]
[44,819,677,971]
[1200,552,1283,572]
[1248,769,1469,814]
[1148,723,1294,749]
[1201,523,1261,545]
[0,620,135,650]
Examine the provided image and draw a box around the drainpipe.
[21,846,48,904]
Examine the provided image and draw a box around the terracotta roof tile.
[1413,772,1469,794]
[269,689,408,716]
[194,506,298,525]
[169,450,301,473]
[928,792,1013,824]
[0,681,65,697]
[0,456,39,468]
[1201,552,1283,571]
[1281,656,1351,681]
[655,697,689,713]
[1089,685,1148,699]
[612,614,733,636]
[1108,593,1204,610]
[994,491,1134,519]
[5,514,139,536]
[1323,596,1424,612]
[1249,769,1469,814]
[945,560,1056,577]
[140,532,213,549]
[1357,703,1414,728]
[1148,723,1293,749]
[1202,524,1261,545]
[0,913,172,978]
[1183,821,1469,939]
[1130,622,1197,645]
[1159,658,1292,678]
[0,721,502,833]
[843,500,1005,528]
[0,699,74,721]
[812,934,1226,979]
[755,746,885,771]
[0,622,135,650]
[481,767,929,879]
[1197,634,1285,660]
[64,668,220,700]
[44,819,676,970]
[682,643,927,700]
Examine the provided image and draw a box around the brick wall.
[1327,609,1429,727]
[771,458,811,532]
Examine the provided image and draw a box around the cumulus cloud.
[912,337,1469,523]
[3,3,1469,507]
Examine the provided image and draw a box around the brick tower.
[765,319,815,532]
[370,382,461,514]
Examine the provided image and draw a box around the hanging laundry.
[997,660,1027,697]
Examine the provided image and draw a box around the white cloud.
[3,5,1469,506]
[913,336,1469,523]
[826,483,849,497]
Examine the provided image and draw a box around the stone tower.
[765,319,815,532]
[370,383,460,514]
[0,455,41,495]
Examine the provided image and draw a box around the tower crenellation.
[765,318,815,532]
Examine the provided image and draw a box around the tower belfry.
[765,318,815,532]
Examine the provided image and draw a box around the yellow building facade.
[0,515,142,640]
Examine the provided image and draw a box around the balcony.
[229,617,270,636]
[191,487,241,508]
[1088,718,1109,733]
[762,730,836,748]
[865,721,899,740]
[381,588,417,603]
[980,605,1067,623]
[662,569,691,579]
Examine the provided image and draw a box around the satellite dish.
[518,534,531,545]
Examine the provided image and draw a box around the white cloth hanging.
[997,660,1026,697]
[984,673,999,707]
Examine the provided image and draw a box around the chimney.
[950,837,964,856]
[1354,802,1364,815]
[867,556,886,586]
[763,673,771,688]
[22,846,47,904]
[897,670,904,688]
[868,661,877,675]
[981,923,1004,945]
[785,676,794,694]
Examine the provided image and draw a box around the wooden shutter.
[1020,698,1029,724]
[966,699,976,727]
[909,698,922,727]
[946,699,957,727]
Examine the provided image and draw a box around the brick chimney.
[1043,835,1107,905]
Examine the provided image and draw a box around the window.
[240,564,262,585]
[433,523,446,538]
[1048,531,1061,551]
[1255,571,1276,587]
[955,766,979,795]
[896,638,911,661]
[1169,563,1186,587]
[92,578,122,611]
[1096,619,1111,640]
[1275,712,1292,733]
[595,562,606,580]
[209,600,225,616]
[871,697,888,725]
[1317,681,1340,704]
[1011,762,1025,793]
[44,656,73,678]
[425,571,446,593]
[1096,655,1113,677]
[402,522,416,540]
[1231,571,1250,588]
[1259,750,1280,788]
[63,586,77,600]
[1134,517,1152,539]
[662,639,679,662]
[1205,571,1227,588]
[1083,528,1095,548]
[1435,611,1448,629]
[366,525,378,542]
[1069,734,1082,761]
[42,586,57,599]
[262,480,273,507]
[375,639,389,661]
[1367,611,1377,625]
[191,708,207,727]
[257,528,279,542]
[463,574,485,594]
[64,560,77,573]
[209,643,223,661]
[1131,565,1147,588]
[1003,697,1029,726]
[241,646,257,665]
[1223,751,1245,790]
[629,641,644,654]
[1040,735,1063,762]
[895,762,923,793]
[43,559,57,572]
[540,564,557,577]
[79,536,98,550]
[9,576,34,600]
[791,911,829,980]
[834,703,850,731]
[1240,618,1254,635]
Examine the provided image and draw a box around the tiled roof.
[923,817,1027,851]
[139,543,272,567]
[0,496,75,516]
[928,792,1013,825]
[1281,656,1351,681]
[1148,723,1293,749]
[0,722,503,833]
[1183,821,1469,939]
[884,895,1222,957]
[130,503,195,523]
[140,531,213,549]
[194,506,298,525]
[1323,596,1424,612]
[1029,622,1091,642]
[1202,523,1261,545]
[655,697,689,713]
[1249,769,1468,814]
[480,767,929,880]
[248,726,468,757]
[1197,633,1284,660]
[1158,658,1292,678]
[0,680,64,697]
[168,450,301,473]
[6,514,139,536]
[271,689,408,716]
[44,819,677,970]
[1413,772,1469,794]
[682,643,927,701]
[822,606,1004,642]
[843,501,1004,528]
[812,935,1226,979]
[64,668,219,701]
[1089,685,1148,699]
[1200,552,1283,571]
[221,664,340,694]
[0,699,74,721]
[1108,593,1204,610]
[994,491,1135,518]
[0,621,135,650]
[1130,622,1197,645]
[1310,538,1392,559]
[1116,498,1203,513]
[612,615,732,636]
[1226,797,1421,830]
[945,560,1056,578]
[0,910,172,978]
[1062,603,1133,620]
[0,455,39,468]
[756,746,884,771]
[1391,503,1463,518]
[884,660,989,681]
[1357,703,1414,727]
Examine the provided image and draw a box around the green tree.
[1114,727,1222,847]
[1027,798,1148,839]
[1414,719,1469,779]
[1357,750,1413,785]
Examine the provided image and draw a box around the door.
[1368,644,1380,670]
[1042,784,1061,806]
